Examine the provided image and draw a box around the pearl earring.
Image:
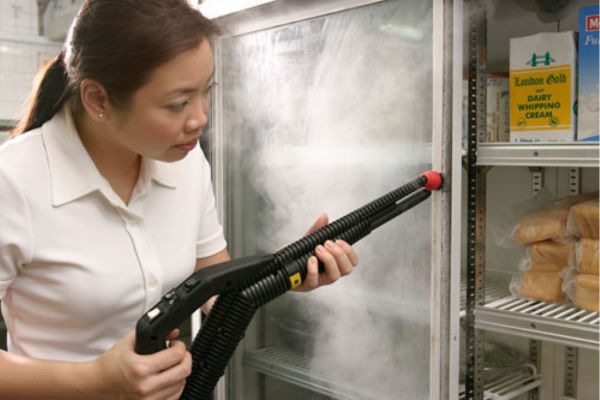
[98,113,105,119]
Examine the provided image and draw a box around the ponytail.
[11,52,70,137]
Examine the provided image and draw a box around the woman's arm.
[0,330,191,400]
[0,350,99,399]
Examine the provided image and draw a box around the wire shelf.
[245,346,412,400]
[459,365,542,400]
[476,296,600,350]
[460,277,510,318]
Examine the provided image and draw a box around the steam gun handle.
[135,254,274,354]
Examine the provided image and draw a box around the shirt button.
[147,276,158,289]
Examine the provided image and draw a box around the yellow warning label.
[510,65,572,131]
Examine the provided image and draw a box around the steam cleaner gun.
[135,171,443,399]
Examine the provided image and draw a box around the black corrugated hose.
[181,174,436,400]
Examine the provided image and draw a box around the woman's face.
[113,39,215,162]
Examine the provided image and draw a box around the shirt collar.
[42,107,177,207]
[142,156,178,190]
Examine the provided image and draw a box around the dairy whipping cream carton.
[577,5,599,142]
[509,32,577,142]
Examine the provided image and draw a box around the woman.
[0,1,358,398]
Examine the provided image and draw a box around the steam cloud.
[220,1,434,398]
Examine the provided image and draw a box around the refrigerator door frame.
[203,0,462,399]
[430,0,463,399]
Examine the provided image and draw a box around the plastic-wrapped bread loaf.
[513,208,570,245]
[518,271,564,303]
[568,199,599,239]
[574,274,599,312]
[529,240,573,272]
[577,239,599,275]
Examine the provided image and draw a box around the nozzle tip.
[422,171,443,191]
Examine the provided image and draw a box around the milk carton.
[509,32,577,142]
[577,5,599,142]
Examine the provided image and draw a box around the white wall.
[42,0,83,41]
[0,38,62,122]
[0,0,63,122]
[0,0,38,36]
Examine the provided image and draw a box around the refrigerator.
[200,0,459,399]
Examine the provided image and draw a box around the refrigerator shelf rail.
[476,143,600,168]
[475,296,599,351]
[458,365,542,400]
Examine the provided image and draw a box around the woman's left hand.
[294,213,359,292]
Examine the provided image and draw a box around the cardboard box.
[461,74,510,147]
[509,32,577,143]
[488,74,510,142]
[577,5,599,142]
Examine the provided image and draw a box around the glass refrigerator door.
[210,0,443,399]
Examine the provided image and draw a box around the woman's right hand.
[92,329,191,400]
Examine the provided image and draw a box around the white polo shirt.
[0,107,227,361]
